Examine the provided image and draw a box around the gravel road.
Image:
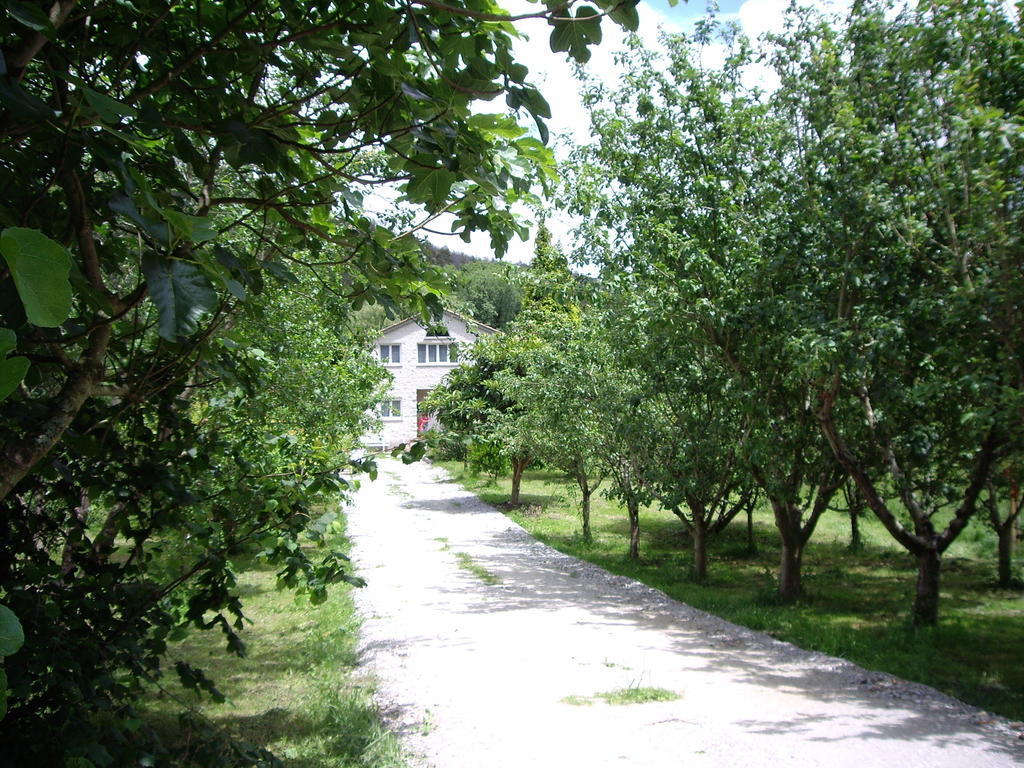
[346,458,1024,768]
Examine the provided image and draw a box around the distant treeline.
[420,241,525,330]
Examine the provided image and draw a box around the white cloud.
[737,0,794,40]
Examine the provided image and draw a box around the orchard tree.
[0,0,647,762]
[498,299,609,540]
[983,464,1021,587]
[779,0,1024,625]
[631,290,758,580]
[567,28,844,599]
[587,289,661,560]
[424,331,535,504]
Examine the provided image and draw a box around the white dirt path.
[346,458,1024,768]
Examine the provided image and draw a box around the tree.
[566,28,844,599]
[983,464,1021,587]
[571,288,661,561]
[448,260,524,329]
[633,294,759,580]
[498,300,608,540]
[781,0,1024,625]
[1,264,383,766]
[0,0,644,761]
[424,331,534,504]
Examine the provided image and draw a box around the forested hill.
[422,241,525,330]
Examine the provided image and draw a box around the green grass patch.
[140,517,405,767]
[561,687,680,706]
[559,694,594,706]
[596,686,680,705]
[439,462,1024,721]
[454,551,503,585]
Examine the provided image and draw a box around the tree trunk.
[912,548,941,627]
[845,479,864,552]
[778,539,802,602]
[627,499,640,560]
[0,325,111,501]
[997,477,1019,588]
[692,514,708,582]
[510,457,526,506]
[849,505,862,551]
[746,505,756,554]
[997,516,1017,588]
[820,396,998,626]
[581,486,592,542]
[771,498,803,602]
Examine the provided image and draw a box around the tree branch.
[5,0,79,79]
[0,324,111,501]
[817,389,924,553]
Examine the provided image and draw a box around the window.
[379,344,400,364]
[417,342,459,364]
[379,399,401,418]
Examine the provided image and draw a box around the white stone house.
[364,310,497,448]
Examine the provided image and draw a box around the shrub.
[467,440,510,480]
[424,429,468,462]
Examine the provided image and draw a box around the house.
[365,309,497,448]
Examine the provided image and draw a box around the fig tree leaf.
[0,227,73,327]
[141,253,219,341]
[0,604,24,657]
[406,168,457,208]
[0,356,29,401]
[549,6,603,63]
[6,0,57,35]
[468,113,527,140]
[0,77,55,120]
[82,87,138,123]
[608,1,640,32]
[0,329,15,357]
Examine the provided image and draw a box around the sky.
[392,0,1013,265]
[375,0,843,265]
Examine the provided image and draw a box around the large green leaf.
[0,76,55,120]
[0,227,73,327]
[0,604,24,657]
[141,253,219,341]
[549,5,603,63]
[163,210,218,244]
[5,0,57,35]
[0,356,29,401]
[0,328,16,357]
[605,0,640,32]
[468,113,527,140]
[406,168,457,208]
[82,87,138,123]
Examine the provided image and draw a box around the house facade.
[365,310,497,448]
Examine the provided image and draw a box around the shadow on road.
[382,475,1024,762]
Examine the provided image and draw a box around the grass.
[140,517,405,767]
[439,461,1024,722]
[454,551,503,585]
[562,687,680,706]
